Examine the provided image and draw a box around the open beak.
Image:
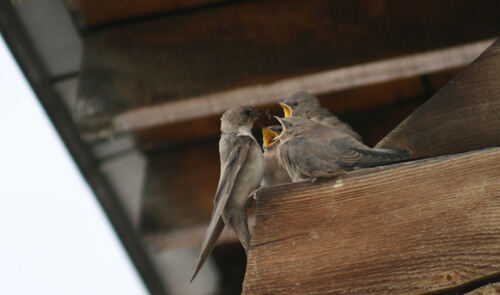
[262,126,279,148]
[273,116,287,140]
[279,102,293,118]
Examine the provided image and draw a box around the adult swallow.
[191,106,266,282]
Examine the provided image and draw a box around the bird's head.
[273,116,317,140]
[220,106,266,134]
[279,91,321,118]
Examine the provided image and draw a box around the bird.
[260,125,291,187]
[273,116,410,182]
[279,91,363,142]
[190,106,266,282]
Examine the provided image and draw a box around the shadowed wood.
[376,39,500,159]
[76,0,500,131]
[66,0,230,27]
[242,148,500,295]
[139,141,221,232]
[466,283,500,295]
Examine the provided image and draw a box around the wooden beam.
[132,75,430,150]
[76,0,500,132]
[66,0,231,27]
[243,148,500,295]
[376,39,500,159]
[111,40,491,134]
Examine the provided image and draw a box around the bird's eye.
[292,102,299,107]
[244,109,251,115]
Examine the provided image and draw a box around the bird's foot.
[249,187,263,200]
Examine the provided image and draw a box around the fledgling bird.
[260,125,291,187]
[279,91,363,142]
[190,106,266,282]
[274,116,409,182]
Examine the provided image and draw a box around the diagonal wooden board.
[376,39,500,159]
[243,39,500,295]
[243,148,500,295]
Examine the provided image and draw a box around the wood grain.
[376,39,500,159]
[243,148,500,295]
[76,0,500,131]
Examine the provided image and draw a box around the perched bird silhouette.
[279,91,362,142]
[260,125,291,187]
[191,106,266,282]
[274,116,409,182]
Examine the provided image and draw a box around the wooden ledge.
[243,147,500,295]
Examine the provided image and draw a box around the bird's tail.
[190,216,225,283]
[353,147,410,168]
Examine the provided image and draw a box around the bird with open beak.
[260,125,291,187]
[273,116,409,182]
[191,106,266,282]
[279,91,363,142]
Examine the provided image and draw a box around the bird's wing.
[282,136,353,178]
[351,147,410,167]
[190,135,253,282]
[330,137,410,168]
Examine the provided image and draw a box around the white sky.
[0,35,148,295]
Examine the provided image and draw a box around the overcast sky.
[0,35,148,295]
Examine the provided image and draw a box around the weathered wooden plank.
[111,41,488,134]
[376,39,500,159]
[77,0,500,131]
[466,283,500,295]
[243,148,500,295]
[66,0,230,27]
[132,75,429,150]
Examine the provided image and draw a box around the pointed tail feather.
[354,148,410,168]
[190,216,225,282]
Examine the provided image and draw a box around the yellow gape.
[262,127,280,148]
[279,103,292,118]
